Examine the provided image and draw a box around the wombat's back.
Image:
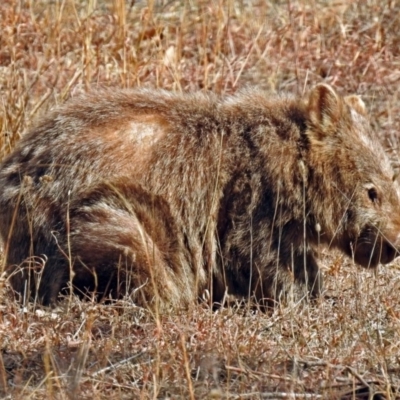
[0,90,215,203]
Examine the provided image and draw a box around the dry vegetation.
[1,0,400,398]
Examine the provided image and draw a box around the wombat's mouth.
[353,236,397,268]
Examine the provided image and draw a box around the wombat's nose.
[384,244,397,264]
[383,233,400,264]
[394,232,400,256]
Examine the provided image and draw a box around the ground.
[1,0,400,398]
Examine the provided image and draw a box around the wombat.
[0,84,399,310]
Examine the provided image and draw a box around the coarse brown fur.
[1,84,400,311]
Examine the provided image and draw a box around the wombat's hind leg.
[37,259,71,305]
[6,253,70,306]
[66,180,190,309]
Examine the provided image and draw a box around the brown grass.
[1,0,400,398]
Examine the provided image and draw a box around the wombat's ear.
[307,84,342,128]
[344,95,367,116]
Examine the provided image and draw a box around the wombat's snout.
[353,228,400,268]
[387,232,400,263]
[383,230,400,265]
[380,240,397,265]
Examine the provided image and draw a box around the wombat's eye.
[367,186,379,203]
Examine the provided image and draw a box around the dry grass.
[1,0,400,398]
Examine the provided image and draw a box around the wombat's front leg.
[292,250,323,298]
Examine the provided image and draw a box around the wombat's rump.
[0,84,399,310]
